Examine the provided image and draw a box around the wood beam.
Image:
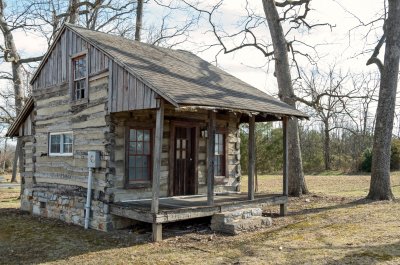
[152,223,162,242]
[151,99,164,213]
[281,117,289,216]
[248,115,255,200]
[151,99,164,240]
[207,111,216,206]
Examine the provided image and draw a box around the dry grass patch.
[1,173,400,264]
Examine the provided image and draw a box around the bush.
[360,139,400,172]
[360,148,372,172]
[391,138,400,170]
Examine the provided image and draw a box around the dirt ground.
[1,173,400,265]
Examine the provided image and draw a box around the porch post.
[207,110,216,206]
[280,117,289,216]
[248,115,255,200]
[151,99,164,241]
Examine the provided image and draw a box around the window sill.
[70,98,89,107]
[125,182,152,189]
[49,153,73,157]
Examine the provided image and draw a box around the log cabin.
[7,23,307,241]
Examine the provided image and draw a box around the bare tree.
[296,65,353,170]
[182,0,333,195]
[366,0,400,200]
[0,0,44,182]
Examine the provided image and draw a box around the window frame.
[70,51,89,102]
[48,132,74,157]
[214,128,229,178]
[125,127,153,188]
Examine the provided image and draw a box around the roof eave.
[6,97,34,138]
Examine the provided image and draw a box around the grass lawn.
[1,173,400,264]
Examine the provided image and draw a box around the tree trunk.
[367,0,400,200]
[324,122,331,170]
[262,0,308,196]
[68,0,79,24]
[0,0,26,183]
[135,0,144,42]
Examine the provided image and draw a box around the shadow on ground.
[0,208,212,265]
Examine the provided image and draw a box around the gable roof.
[33,23,307,119]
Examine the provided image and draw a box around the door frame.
[168,120,200,196]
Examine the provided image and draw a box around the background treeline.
[240,123,400,175]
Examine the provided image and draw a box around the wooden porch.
[110,193,287,224]
[135,99,290,241]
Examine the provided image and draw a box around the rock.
[211,208,272,235]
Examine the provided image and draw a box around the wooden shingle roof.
[64,24,307,118]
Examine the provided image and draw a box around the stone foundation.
[20,184,133,231]
[210,208,272,235]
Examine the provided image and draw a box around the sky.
[0,0,396,136]
[4,0,386,90]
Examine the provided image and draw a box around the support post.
[248,115,255,200]
[207,111,216,206]
[151,99,164,241]
[280,117,289,216]
[152,223,162,242]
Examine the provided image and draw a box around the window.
[49,132,73,156]
[214,133,225,176]
[127,128,152,184]
[73,55,87,100]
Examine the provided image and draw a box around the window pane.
[214,156,223,176]
[137,130,143,141]
[144,142,150,155]
[143,130,150,141]
[136,156,143,167]
[142,168,148,180]
[129,156,135,168]
[130,129,137,141]
[127,128,151,182]
[128,167,135,181]
[64,134,73,144]
[143,156,149,167]
[182,150,186,159]
[129,142,136,154]
[74,57,86,79]
[137,142,143,154]
[50,135,61,153]
[64,143,72,153]
[135,167,142,180]
[79,58,86,77]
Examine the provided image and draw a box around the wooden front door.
[173,126,196,196]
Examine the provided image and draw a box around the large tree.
[0,0,43,182]
[182,0,330,195]
[261,0,313,195]
[366,0,400,200]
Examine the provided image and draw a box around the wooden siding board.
[123,70,129,111]
[33,29,109,91]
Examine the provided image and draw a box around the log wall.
[32,76,109,192]
[110,105,241,202]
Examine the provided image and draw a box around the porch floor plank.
[110,193,287,224]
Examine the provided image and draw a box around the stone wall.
[20,183,132,231]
